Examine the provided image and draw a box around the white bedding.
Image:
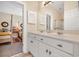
[0,35,11,43]
[0,36,11,39]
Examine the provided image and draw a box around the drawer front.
[53,48,72,57]
[52,39,74,55]
[36,35,74,55]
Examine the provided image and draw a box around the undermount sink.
[39,30,44,33]
[57,32,63,35]
[38,30,48,35]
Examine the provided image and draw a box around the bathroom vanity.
[27,31,79,57]
[27,1,79,57]
[27,22,79,57]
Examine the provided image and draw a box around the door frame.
[16,1,28,53]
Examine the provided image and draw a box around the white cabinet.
[27,34,33,51]
[36,35,73,55]
[49,38,74,55]
[27,33,79,57]
[31,39,39,57]
[27,34,39,57]
[46,45,54,57]
[39,42,54,57]
[53,48,72,57]
[39,42,49,57]
[38,42,72,57]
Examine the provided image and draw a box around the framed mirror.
[1,21,9,27]
[37,1,64,32]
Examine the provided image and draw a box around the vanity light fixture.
[42,1,53,7]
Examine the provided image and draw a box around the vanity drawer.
[36,35,74,55]
[52,39,74,55]
[28,33,74,55]
[53,48,72,57]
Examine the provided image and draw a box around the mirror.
[1,21,9,27]
[37,1,64,32]
[0,1,23,57]
[27,1,79,34]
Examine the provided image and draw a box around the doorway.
[0,1,23,57]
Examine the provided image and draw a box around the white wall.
[0,12,11,30]
[22,2,28,53]
[64,2,79,30]
[12,15,22,27]
[0,1,23,31]
[64,8,79,30]
[26,1,38,25]
[0,1,22,16]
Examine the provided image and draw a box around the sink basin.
[39,30,45,33]
[57,32,63,35]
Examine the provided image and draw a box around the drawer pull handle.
[30,41,33,43]
[46,49,48,53]
[41,39,43,40]
[57,44,63,47]
[49,51,52,55]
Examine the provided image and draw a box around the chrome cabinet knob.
[49,51,52,55]
[46,49,48,53]
[30,41,33,43]
[41,39,43,40]
[57,44,63,47]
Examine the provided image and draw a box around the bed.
[0,32,12,43]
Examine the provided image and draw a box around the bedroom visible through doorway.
[0,1,23,57]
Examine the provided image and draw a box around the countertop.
[28,23,79,43]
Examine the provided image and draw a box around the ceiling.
[50,1,64,14]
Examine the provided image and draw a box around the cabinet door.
[47,46,72,57]
[48,46,54,57]
[39,42,49,57]
[27,35,33,52]
[31,39,39,57]
[27,35,39,57]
